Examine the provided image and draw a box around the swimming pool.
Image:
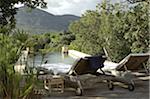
[28,52,76,74]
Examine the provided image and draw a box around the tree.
[126,0,148,3]
[124,1,149,53]
[68,0,149,62]
[60,31,75,45]
[69,10,104,54]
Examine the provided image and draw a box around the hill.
[15,6,80,34]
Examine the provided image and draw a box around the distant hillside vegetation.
[15,6,80,34]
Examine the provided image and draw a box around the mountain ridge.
[15,6,80,34]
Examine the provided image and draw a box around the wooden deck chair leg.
[71,70,83,95]
[76,79,83,96]
[44,80,49,90]
[77,80,82,89]
[72,70,83,89]
[48,80,52,93]
[143,63,149,74]
[124,65,128,71]
[61,82,64,93]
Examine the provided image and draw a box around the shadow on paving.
[42,78,149,99]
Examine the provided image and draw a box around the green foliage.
[126,0,148,3]
[12,29,30,46]
[0,34,23,98]
[69,10,104,55]
[68,0,149,62]
[0,30,43,98]
[24,31,75,53]
[60,31,75,45]
[124,2,149,53]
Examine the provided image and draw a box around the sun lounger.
[116,53,149,72]
[66,55,114,95]
[105,53,150,91]
[69,55,106,75]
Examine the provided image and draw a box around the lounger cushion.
[85,56,105,69]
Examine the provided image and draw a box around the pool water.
[29,52,76,74]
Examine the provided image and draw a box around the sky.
[15,0,124,16]
[43,0,125,16]
[42,0,101,16]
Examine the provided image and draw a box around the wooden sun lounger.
[116,53,149,71]
[109,53,150,91]
[66,55,115,95]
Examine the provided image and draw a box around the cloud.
[43,0,101,16]
[15,0,124,16]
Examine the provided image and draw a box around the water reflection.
[28,52,76,74]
